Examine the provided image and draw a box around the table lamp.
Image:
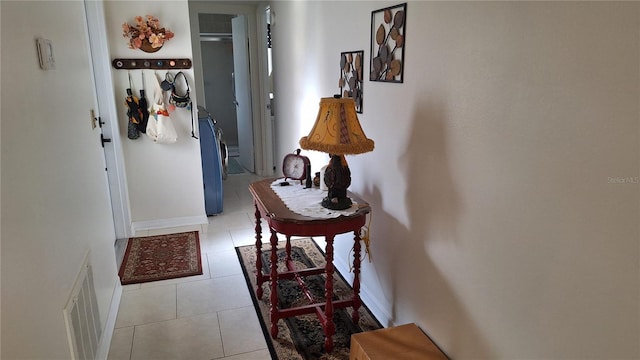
[299,96,375,210]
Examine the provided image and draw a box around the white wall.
[104,0,206,230]
[271,1,640,359]
[1,1,120,358]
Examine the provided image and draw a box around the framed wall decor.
[370,3,407,83]
[339,50,364,113]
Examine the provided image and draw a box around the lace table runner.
[270,178,358,218]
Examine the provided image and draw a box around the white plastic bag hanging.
[146,73,177,144]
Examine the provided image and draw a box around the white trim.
[84,0,133,239]
[325,242,393,327]
[95,277,123,360]
[131,215,209,233]
[333,258,393,327]
[360,281,393,327]
[255,3,276,177]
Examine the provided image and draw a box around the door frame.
[84,0,132,239]
[188,1,275,176]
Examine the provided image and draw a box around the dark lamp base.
[321,196,353,210]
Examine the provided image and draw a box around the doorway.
[198,14,245,169]
[189,2,275,178]
[84,0,132,240]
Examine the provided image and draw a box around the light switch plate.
[36,38,55,70]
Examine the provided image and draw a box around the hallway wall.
[270,1,640,358]
[1,1,120,358]
[103,0,206,230]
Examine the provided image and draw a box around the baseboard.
[96,276,123,360]
[332,251,393,327]
[359,282,393,327]
[131,215,208,233]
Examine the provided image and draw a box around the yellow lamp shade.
[299,97,374,155]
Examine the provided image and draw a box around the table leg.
[285,235,292,263]
[324,235,335,353]
[254,203,264,299]
[269,230,279,339]
[352,230,362,323]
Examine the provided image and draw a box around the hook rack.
[112,58,192,70]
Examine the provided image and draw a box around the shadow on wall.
[361,97,493,358]
[400,98,461,245]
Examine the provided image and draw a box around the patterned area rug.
[237,238,382,360]
[118,231,202,285]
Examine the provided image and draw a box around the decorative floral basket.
[122,15,174,52]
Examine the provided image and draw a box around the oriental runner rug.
[236,238,382,360]
[118,231,202,285]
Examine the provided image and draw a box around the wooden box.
[350,323,448,360]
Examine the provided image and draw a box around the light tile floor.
[108,172,274,360]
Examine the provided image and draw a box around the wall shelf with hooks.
[111,58,192,70]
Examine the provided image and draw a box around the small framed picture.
[370,3,406,83]
[339,50,364,113]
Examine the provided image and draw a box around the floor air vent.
[64,254,102,360]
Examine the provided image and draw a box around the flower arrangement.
[122,15,174,51]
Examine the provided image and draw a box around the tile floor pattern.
[108,173,276,360]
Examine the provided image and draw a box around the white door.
[232,15,255,172]
[84,0,132,239]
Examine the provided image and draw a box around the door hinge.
[90,109,97,129]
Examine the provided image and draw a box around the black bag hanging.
[136,71,150,134]
[125,72,141,140]
[168,71,198,139]
[169,72,191,108]
[128,121,140,139]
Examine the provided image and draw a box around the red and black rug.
[237,238,382,360]
[118,231,202,285]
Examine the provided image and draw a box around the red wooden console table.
[248,178,371,353]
